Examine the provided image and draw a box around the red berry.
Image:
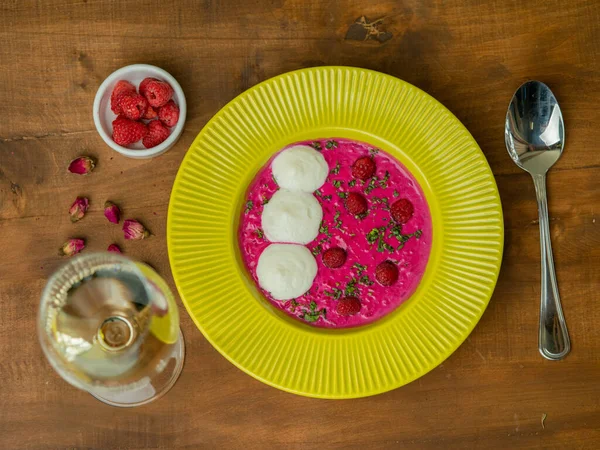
[345,192,368,216]
[118,93,148,120]
[142,120,170,148]
[322,247,347,268]
[158,100,180,127]
[140,77,174,108]
[143,105,158,120]
[138,77,154,97]
[110,80,135,114]
[336,297,361,316]
[112,116,148,146]
[375,261,399,286]
[390,198,414,224]
[352,156,376,180]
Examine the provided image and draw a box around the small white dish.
[93,64,187,159]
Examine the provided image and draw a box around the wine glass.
[38,252,185,407]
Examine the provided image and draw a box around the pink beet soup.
[238,138,432,328]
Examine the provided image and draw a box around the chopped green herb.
[369,148,379,156]
[303,307,326,322]
[245,200,253,214]
[325,140,339,149]
[311,244,322,256]
[290,299,299,312]
[262,195,269,205]
[377,238,395,253]
[366,227,381,244]
[309,300,317,312]
[311,141,322,151]
[323,195,332,201]
[359,275,374,286]
[352,262,367,275]
[337,192,347,199]
[319,222,332,237]
[345,278,359,297]
[332,180,342,189]
[255,228,264,239]
[348,179,356,187]
[365,177,378,194]
[393,190,399,197]
[415,229,423,238]
[379,171,390,188]
[272,174,278,185]
[315,189,322,197]
[324,287,342,300]
[333,211,343,229]
[330,162,340,175]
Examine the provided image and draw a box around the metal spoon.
[505,80,570,360]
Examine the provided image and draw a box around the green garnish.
[348,180,356,187]
[369,148,379,156]
[352,262,367,275]
[332,180,342,189]
[337,192,347,199]
[319,222,332,237]
[311,141,322,151]
[379,171,390,188]
[311,245,322,256]
[365,177,378,194]
[323,195,332,201]
[262,195,269,205]
[245,200,253,213]
[393,190,399,197]
[344,278,359,297]
[330,162,340,175]
[255,228,264,239]
[325,140,339,149]
[359,275,374,286]
[333,211,343,229]
[315,189,322,197]
[324,288,342,300]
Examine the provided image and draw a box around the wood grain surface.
[1,0,599,449]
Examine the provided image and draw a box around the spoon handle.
[532,174,570,360]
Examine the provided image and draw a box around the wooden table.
[1,1,598,448]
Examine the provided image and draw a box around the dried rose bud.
[59,238,85,257]
[104,201,121,224]
[107,244,122,253]
[68,156,96,175]
[123,219,151,240]
[69,197,89,223]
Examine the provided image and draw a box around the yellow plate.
[167,67,503,398]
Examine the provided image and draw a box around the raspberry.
[138,77,155,97]
[336,297,361,316]
[322,247,347,268]
[345,192,368,216]
[118,93,148,120]
[110,80,135,114]
[390,198,414,224]
[375,261,398,286]
[140,77,173,108]
[352,156,376,180]
[112,116,148,146]
[143,105,158,120]
[158,100,180,127]
[142,120,170,148]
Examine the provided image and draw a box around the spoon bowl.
[505,80,570,360]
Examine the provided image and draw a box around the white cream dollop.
[261,189,322,245]
[271,145,328,193]
[256,244,318,300]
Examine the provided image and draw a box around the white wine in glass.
[38,252,185,407]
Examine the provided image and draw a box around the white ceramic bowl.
[93,64,187,159]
